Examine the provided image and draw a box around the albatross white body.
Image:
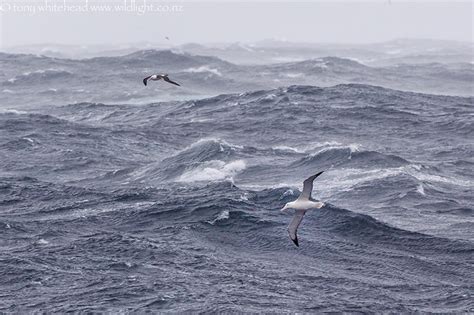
[284,199,324,211]
[281,171,325,247]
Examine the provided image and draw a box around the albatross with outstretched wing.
[143,74,181,87]
[281,171,325,247]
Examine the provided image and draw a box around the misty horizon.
[1,1,472,49]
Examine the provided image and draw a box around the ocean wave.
[164,138,241,168]
[0,111,70,129]
[177,160,246,183]
[124,138,246,185]
[182,138,244,152]
[271,141,346,154]
[207,210,230,225]
[183,65,222,77]
[2,46,474,312]
[291,145,409,170]
[315,204,472,254]
[405,167,473,188]
[188,186,472,254]
[0,109,28,115]
[3,69,73,85]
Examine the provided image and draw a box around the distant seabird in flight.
[281,171,325,247]
[143,74,181,87]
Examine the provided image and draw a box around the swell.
[290,145,410,170]
[2,69,74,86]
[7,173,467,258]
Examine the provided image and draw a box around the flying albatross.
[281,171,325,247]
[143,74,181,87]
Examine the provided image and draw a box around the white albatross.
[143,74,181,87]
[281,171,325,247]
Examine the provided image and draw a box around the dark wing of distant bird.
[299,171,324,200]
[163,76,181,86]
[143,75,152,86]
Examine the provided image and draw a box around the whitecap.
[406,167,473,188]
[263,93,277,100]
[184,138,243,151]
[285,73,304,78]
[190,118,212,123]
[0,109,27,114]
[417,184,426,195]
[183,65,222,77]
[306,142,361,159]
[239,193,249,201]
[207,210,230,225]
[272,145,305,154]
[177,160,246,182]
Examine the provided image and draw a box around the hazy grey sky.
[0,1,472,48]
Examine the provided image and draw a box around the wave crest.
[177,160,246,183]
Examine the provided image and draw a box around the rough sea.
[1,42,473,312]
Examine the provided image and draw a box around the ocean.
[0,44,473,312]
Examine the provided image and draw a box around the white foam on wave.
[183,65,222,77]
[0,109,27,114]
[263,93,277,100]
[285,73,304,78]
[178,160,246,183]
[417,184,426,195]
[281,167,398,199]
[320,165,472,198]
[184,138,244,152]
[311,143,361,156]
[312,59,328,68]
[272,141,344,154]
[23,68,72,76]
[324,165,472,197]
[272,146,305,154]
[241,168,403,199]
[271,56,305,63]
[190,118,212,123]
[241,164,472,202]
[274,141,361,158]
[406,168,473,188]
[239,193,249,201]
[207,210,230,225]
[7,68,72,83]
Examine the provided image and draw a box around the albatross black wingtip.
[292,236,299,247]
[143,78,148,86]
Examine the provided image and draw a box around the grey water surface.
[0,44,473,312]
